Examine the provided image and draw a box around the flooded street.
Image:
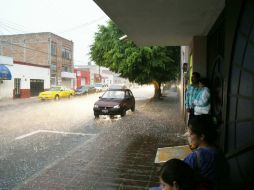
[0,86,186,190]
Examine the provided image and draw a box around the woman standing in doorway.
[192,78,210,116]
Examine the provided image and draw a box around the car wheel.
[131,104,135,112]
[55,95,60,101]
[121,109,126,117]
[94,113,99,119]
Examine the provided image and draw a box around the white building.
[0,56,50,99]
[101,69,129,86]
[100,69,114,85]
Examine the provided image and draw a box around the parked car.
[94,83,104,92]
[75,85,96,95]
[39,86,75,100]
[93,88,135,118]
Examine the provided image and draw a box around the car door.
[60,87,67,97]
[128,90,135,107]
[125,90,133,109]
[66,88,72,96]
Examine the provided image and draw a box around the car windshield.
[49,87,61,91]
[101,90,125,99]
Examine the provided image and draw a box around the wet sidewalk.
[0,96,39,108]
[16,90,187,190]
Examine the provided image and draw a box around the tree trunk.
[153,80,162,99]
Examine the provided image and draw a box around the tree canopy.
[90,21,180,97]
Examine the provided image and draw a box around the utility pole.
[48,34,53,86]
[23,38,26,62]
[99,65,101,83]
[0,39,3,55]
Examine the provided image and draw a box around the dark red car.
[93,89,135,118]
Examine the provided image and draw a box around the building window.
[62,65,71,72]
[50,64,57,73]
[51,42,57,56]
[62,48,71,60]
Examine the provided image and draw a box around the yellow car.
[39,86,75,100]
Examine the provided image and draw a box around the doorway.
[14,78,21,98]
[30,79,44,96]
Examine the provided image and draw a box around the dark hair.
[160,159,197,190]
[198,78,209,87]
[189,116,217,145]
[192,72,201,79]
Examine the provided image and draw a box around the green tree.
[90,21,180,98]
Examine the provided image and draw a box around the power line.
[0,21,28,33]
[58,16,107,33]
[0,24,14,35]
[0,19,27,29]
[0,19,30,33]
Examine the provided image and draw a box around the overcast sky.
[0,0,109,65]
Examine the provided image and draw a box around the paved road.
[0,86,154,189]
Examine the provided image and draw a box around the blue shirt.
[185,84,200,109]
[184,147,221,186]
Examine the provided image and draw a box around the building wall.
[74,65,128,86]
[180,1,254,187]
[49,33,73,86]
[0,33,74,87]
[94,73,101,83]
[61,79,72,89]
[11,63,50,89]
[74,65,101,86]
[101,73,113,85]
[192,36,207,77]
[180,46,190,120]
[0,63,50,99]
[74,69,90,88]
[113,75,129,85]
[90,71,95,85]
[182,0,254,188]
[222,0,254,187]
[0,33,49,66]
[0,80,13,99]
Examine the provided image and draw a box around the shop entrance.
[30,79,44,96]
[14,78,21,98]
[81,78,86,86]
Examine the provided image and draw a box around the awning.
[94,0,225,46]
[0,65,12,80]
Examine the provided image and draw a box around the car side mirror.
[99,96,102,99]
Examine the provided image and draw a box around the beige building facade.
[0,32,75,88]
